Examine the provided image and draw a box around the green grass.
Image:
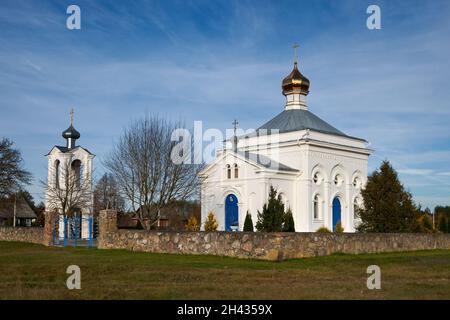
[0,241,449,299]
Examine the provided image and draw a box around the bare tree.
[0,138,32,197]
[43,155,92,217]
[93,173,125,214]
[104,115,203,230]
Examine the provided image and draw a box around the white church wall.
[200,150,302,231]
[201,133,369,233]
[306,144,369,232]
[201,152,256,231]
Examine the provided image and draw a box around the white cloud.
[398,169,435,176]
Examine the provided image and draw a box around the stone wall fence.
[0,226,44,245]
[1,208,449,260]
[0,211,59,246]
[97,210,450,261]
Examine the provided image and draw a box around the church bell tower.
[45,109,95,240]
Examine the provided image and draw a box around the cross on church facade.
[232,119,239,136]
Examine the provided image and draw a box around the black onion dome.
[282,62,310,96]
[62,125,80,140]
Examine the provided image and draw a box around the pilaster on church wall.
[345,180,352,231]
[296,145,310,232]
[323,180,331,229]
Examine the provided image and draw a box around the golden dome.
[282,62,310,96]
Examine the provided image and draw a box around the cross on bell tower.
[62,108,81,149]
[232,119,239,152]
[70,108,74,126]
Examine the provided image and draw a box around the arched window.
[312,166,324,185]
[71,159,82,188]
[353,177,361,189]
[313,194,320,220]
[226,164,231,179]
[313,172,320,185]
[334,174,343,186]
[54,160,60,188]
[234,163,238,179]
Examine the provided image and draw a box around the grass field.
[0,241,449,299]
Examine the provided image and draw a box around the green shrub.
[185,216,200,231]
[256,186,285,232]
[316,227,331,233]
[283,208,295,232]
[243,211,254,232]
[414,213,434,233]
[204,212,218,231]
[335,221,344,233]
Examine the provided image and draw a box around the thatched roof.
[0,198,37,219]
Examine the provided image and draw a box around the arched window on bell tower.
[54,159,60,189]
[234,163,238,179]
[71,159,82,188]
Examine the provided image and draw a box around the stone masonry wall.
[1,209,449,260]
[0,211,59,246]
[98,210,450,261]
[0,226,44,245]
[99,229,450,261]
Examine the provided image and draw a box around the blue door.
[225,194,239,231]
[332,197,341,231]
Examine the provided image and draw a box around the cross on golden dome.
[292,43,299,64]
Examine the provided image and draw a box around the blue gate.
[53,215,98,247]
[225,194,239,231]
[332,197,341,231]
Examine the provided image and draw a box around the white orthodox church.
[199,59,371,232]
[45,111,95,239]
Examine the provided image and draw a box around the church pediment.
[199,149,299,178]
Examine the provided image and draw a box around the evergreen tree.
[414,207,434,233]
[357,160,419,233]
[185,215,200,231]
[335,221,344,233]
[435,206,450,233]
[243,211,254,232]
[438,215,449,233]
[283,208,295,232]
[204,212,218,231]
[256,186,285,232]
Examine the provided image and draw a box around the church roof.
[282,62,310,96]
[62,124,80,140]
[244,151,298,172]
[251,109,365,141]
[45,145,94,156]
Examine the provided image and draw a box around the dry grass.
[0,241,449,299]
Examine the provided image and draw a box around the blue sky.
[1,0,449,209]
